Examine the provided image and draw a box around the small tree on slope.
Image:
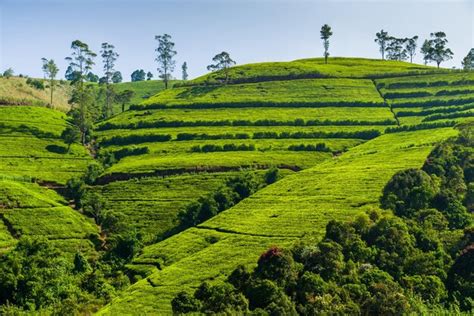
[41,58,59,107]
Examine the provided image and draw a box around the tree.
[112,71,122,83]
[461,49,474,70]
[115,89,134,112]
[41,58,59,107]
[65,40,96,144]
[61,125,80,151]
[65,40,96,85]
[207,52,236,83]
[130,69,146,82]
[320,24,333,64]
[86,72,99,82]
[0,238,81,311]
[146,71,153,80]
[182,61,188,80]
[380,168,437,217]
[100,42,119,118]
[422,32,454,68]
[374,30,390,60]
[420,39,432,65]
[386,37,408,61]
[3,68,14,78]
[155,33,177,89]
[405,36,419,63]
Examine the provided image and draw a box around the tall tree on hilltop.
[41,58,59,107]
[112,71,122,83]
[182,62,188,81]
[155,34,177,89]
[386,37,408,61]
[428,32,454,68]
[65,40,96,85]
[420,39,432,65]
[320,24,333,64]
[462,49,474,70]
[405,36,418,63]
[375,29,389,60]
[207,52,236,84]
[146,71,153,80]
[100,42,119,118]
[131,69,146,82]
[65,40,96,144]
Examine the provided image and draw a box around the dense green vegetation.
[171,125,473,314]
[0,56,472,315]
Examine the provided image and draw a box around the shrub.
[190,143,255,153]
[99,134,171,146]
[288,143,332,152]
[26,78,45,90]
[385,121,456,133]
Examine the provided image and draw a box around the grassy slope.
[0,77,72,111]
[98,127,457,314]
[0,180,98,254]
[0,106,92,184]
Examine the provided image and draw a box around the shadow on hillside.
[45,145,67,154]
[175,85,220,99]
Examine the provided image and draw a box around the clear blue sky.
[0,0,473,81]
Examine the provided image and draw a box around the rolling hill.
[0,57,472,314]
[90,58,472,314]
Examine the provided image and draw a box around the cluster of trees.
[374,30,456,68]
[177,169,280,230]
[172,125,473,314]
[130,69,153,82]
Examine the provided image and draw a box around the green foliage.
[131,69,146,82]
[178,172,263,229]
[380,168,437,217]
[26,78,45,90]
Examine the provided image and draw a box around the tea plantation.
[90,58,471,314]
[0,57,472,314]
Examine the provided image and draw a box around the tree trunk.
[50,79,54,107]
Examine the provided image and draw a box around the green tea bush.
[191,144,256,153]
[422,111,473,122]
[288,143,332,152]
[385,121,456,133]
[100,134,171,146]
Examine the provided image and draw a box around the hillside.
[0,77,72,110]
[92,58,472,314]
[0,57,472,314]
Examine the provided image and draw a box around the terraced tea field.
[1,57,471,314]
[0,106,92,184]
[375,72,474,126]
[99,127,458,314]
[0,179,98,254]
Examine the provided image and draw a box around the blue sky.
[0,0,472,81]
